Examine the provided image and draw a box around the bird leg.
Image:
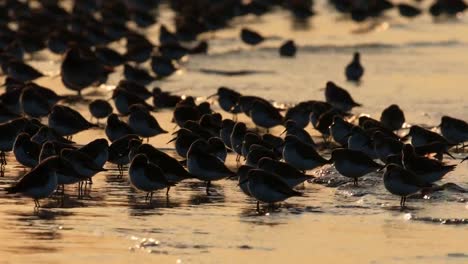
[166,186,170,196]
[353,178,359,187]
[256,201,260,212]
[206,181,211,196]
[149,192,154,203]
[145,192,150,202]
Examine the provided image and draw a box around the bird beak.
[280,128,288,136]
[207,93,217,99]
[377,164,389,172]
[167,137,177,144]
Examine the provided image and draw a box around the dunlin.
[105,114,134,142]
[331,148,383,186]
[258,157,314,187]
[283,135,330,172]
[129,154,174,201]
[48,105,97,138]
[380,104,405,131]
[13,133,40,168]
[324,81,361,112]
[128,104,167,140]
[439,116,468,145]
[5,156,63,208]
[187,139,234,195]
[383,164,429,208]
[242,169,302,210]
[89,99,113,124]
[345,52,364,81]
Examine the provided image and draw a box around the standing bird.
[282,135,330,172]
[331,148,383,186]
[397,4,422,18]
[406,125,452,148]
[402,144,456,183]
[279,40,296,57]
[187,139,234,195]
[324,81,361,112]
[240,28,265,46]
[207,87,242,119]
[89,99,113,124]
[380,104,405,131]
[105,114,134,142]
[128,104,167,140]
[241,169,302,211]
[5,156,63,208]
[48,105,97,138]
[249,100,283,132]
[383,164,429,209]
[258,157,314,188]
[345,52,364,82]
[13,133,41,168]
[61,47,112,96]
[4,60,44,82]
[129,154,174,202]
[439,116,468,145]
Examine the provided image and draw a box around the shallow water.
[1,2,468,264]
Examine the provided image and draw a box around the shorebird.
[245,144,277,167]
[282,135,330,172]
[4,60,44,82]
[173,105,201,128]
[19,87,52,118]
[331,148,383,186]
[240,28,264,46]
[152,87,182,108]
[324,81,361,112]
[187,139,234,195]
[112,87,153,115]
[220,119,236,149]
[397,4,422,18]
[61,47,111,96]
[94,46,125,67]
[105,114,134,142]
[284,102,313,129]
[31,126,74,145]
[169,128,201,158]
[372,131,403,162]
[5,156,63,208]
[383,164,430,208]
[48,105,97,138]
[249,100,283,132]
[282,120,315,146]
[402,144,456,183]
[241,133,264,158]
[129,154,175,201]
[39,141,56,162]
[208,87,242,119]
[279,40,296,57]
[330,116,355,146]
[117,80,152,100]
[230,122,248,162]
[108,135,142,175]
[13,133,41,168]
[208,137,227,162]
[380,104,405,131]
[128,104,167,140]
[258,157,314,188]
[241,169,302,210]
[61,148,107,179]
[347,126,377,159]
[89,99,113,124]
[150,55,178,78]
[134,144,192,188]
[78,138,109,168]
[406,125,452,148]
[0,117,29,166]
[345,52,364,81]
[439,116,468,145]
[237,165,255,197]
[123,64,155,86]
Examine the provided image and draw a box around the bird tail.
[292,189,303,197]
[5,186,18,194]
